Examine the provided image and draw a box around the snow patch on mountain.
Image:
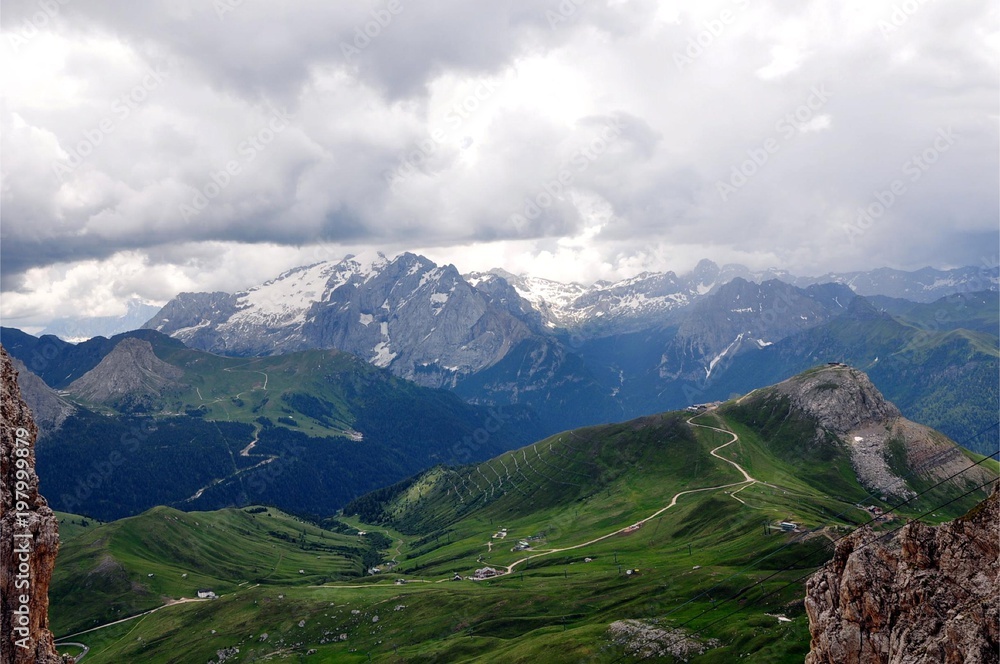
[220,252,393,333]
[706,333,745,379]
[230,262,338,327]
[371,321,396,367]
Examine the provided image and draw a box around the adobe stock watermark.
[59,419,158,514]
[179,105,292,221]
[716,84,831,202]
[878,0,934,39]
[384,72,513,188]
[51,66,169,180]
[5,0,72,51]
[340,0,404,60]
[674,0,751,72]
[11,427,37,650]
[447,406,512,466]
[842,127,957,244]
[214,0,245,20]
[507,116,626,230]
[546,0,587,29]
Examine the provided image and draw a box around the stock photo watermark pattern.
[843,127,957,243]
[179,105,292,221]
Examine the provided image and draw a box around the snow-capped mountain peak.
[225,252,393,330]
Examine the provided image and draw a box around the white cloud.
[0,0,997,328]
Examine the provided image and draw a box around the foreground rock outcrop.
[1,345,68,663]
[805,483,1000,663]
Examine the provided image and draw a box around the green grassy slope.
[50,506,376,637]
[54,511,103,542]
[49,368,999,662]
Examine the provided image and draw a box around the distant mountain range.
[40,298,161,342]
[131,254,998,449]
[4,252,995,462]
[33,256,996,345]
[143,255,998,350]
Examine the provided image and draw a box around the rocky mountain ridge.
[141,253,997,365]
[145,252,536,388]
[140,254,996,396]
[771,364,902,435]
[469,260,997,331]
[8,356,75,436]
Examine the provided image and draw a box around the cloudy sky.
[1,0,997,329]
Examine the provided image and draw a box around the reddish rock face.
[805,484,1000,664]
[1,345,68,664]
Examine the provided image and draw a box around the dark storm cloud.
[0,0,996,326]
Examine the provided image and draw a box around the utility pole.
[688,543,692,556]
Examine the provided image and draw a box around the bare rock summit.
[67,337,183,408]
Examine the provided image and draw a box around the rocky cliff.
[1,345,68,663]
[805,484,1000,663]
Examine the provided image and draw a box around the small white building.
[472,567,500,581]
[197,589,218,599]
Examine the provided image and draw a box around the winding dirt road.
[491,415,760,576]
[312,414,768,588]
[56,597,210,641]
